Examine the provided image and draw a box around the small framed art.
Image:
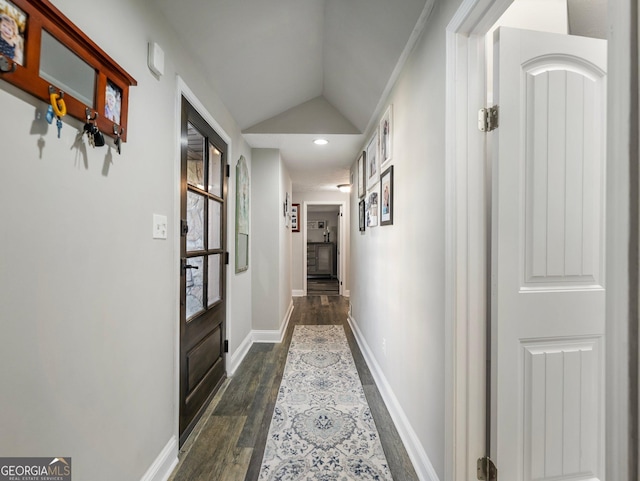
[359,199,366,232]
[291,203,300,232]
[380,105,393,167]
[366,191,378,227]
[380,166,393,225]
[357,150,366,198]
[366,132,379,191]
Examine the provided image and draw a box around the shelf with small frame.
[0,0,137,142]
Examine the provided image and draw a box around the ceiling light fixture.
[337,184,351,193]
[313,138,329,145]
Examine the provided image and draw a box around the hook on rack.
[85,107,98,121]
[113,124,124,155]
[48,85,64,98]
[0,56,16,74]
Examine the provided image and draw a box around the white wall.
[279,166,293,326]
[348,0,464,478]
[292,191,350,293]
[251,149,281,331]
[250,148,292,332]
[0,0,252,480]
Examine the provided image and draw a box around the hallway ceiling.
[155,0,431,192]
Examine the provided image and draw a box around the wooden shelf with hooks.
[0,0,136,141]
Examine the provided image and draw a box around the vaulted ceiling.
[155,0,431,192]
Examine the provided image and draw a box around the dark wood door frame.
[179,96,228,446]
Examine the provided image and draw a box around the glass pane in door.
[208,254,221,306]
[186,256,204,319]
[209,143,222,197]
[186,123,205,189]
[187,191,204,251]
[208,199,221,250]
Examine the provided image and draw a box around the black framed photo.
[291,203,300,232]
[380,165,393,225]
[359,199,366,232]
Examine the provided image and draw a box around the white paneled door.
[491,27,607,481]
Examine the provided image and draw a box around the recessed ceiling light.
[337,184,351,193]
[313,138,329,145]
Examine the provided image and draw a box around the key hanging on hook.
[49,87,66,139]
[113,125,124,155]
[83,109,105,147]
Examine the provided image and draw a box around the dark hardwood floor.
[168,296,418,481]
[307,277,340,296]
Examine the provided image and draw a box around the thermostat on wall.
[148,42,165,77]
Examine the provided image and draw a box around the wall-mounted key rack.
[0,0,137,141]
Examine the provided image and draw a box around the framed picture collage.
[358,104,394,231]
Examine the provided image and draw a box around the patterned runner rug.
[258,325,393,480]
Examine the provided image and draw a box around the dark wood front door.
[179,97,227,445]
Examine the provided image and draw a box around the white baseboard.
[348,315,440,481]
[292,289,305,297]
[227,331,253,376]
[252,300,294,343]
[139,436,178,481]
[343,289,350,297]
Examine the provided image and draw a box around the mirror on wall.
[39,30,96,107]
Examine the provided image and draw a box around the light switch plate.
[153,214,167,239]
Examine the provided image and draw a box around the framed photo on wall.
[366,191,378,227]
[235,155,249,273]
[380,166,393,225]
[359,199,366,232]
[291,203,300,232]
[366,132,379,191]
[357,150,366,198]
[379,104,393,167]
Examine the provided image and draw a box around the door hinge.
[477,457,497,481]
[180,219,189,236]
[223,340,229,353]
[226,164,230,177]
[478,106,499,132]
[225,252,229,265]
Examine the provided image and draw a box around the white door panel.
[492,27,606,481]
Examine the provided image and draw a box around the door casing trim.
[445,2,633,481]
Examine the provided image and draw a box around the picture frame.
[379,104,393,167]
[359,199,366,232]
[317,220,326,230]
[0,0,26,67]
[235,155,249,273]
[366,132,379,191]
[380,165,393,225]
[0,0,137,141]
[105,81,122,125]
[357,150,366,198]
[291,203,300,232]
[284,192,290,227]
[366,191,378,227]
